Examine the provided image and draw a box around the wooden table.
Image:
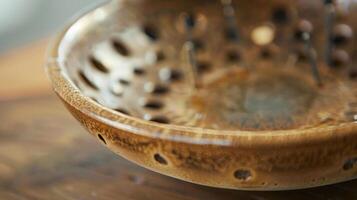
[1,41,357,200]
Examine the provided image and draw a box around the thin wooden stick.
[183,13,200,89]
[221,0,239,42]
[323,0,335,67]
[303,32,323,86]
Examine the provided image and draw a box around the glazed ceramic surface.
[46,0,357,190]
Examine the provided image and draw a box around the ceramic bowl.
[46,0,357,190]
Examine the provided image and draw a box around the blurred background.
[0,0,105,53]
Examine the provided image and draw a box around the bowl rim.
[45,0,357,147]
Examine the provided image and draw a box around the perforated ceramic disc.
[60,0,357,131]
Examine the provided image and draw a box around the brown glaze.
[46,0,357,190]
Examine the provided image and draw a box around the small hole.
[145,83,170,95]
[343,158,357,171]
[154,153,168,165]
[197,62,212,73]
[350,69,357,79]
[159,68,183,82]
[294,30,304,41]
[145,114,170,124]
[272,6,289,25]
[333,24,353,45]
[184,13,196,29]
[79,71,98,90]
[152,85,170,95]
[119,79,131,86]
[115,108,131,116]
[133,68,146,76]
[192,39,204,50]
[260,48,272,59]
[294,20,313,41]
[112,40,130,56]
[234,169,252,181]
[226,50,241,62]
[294,48,307,61]
[225,28,239,41]
[143,25,159,41]
[333,36,348,45]
[89,56,109,73]
[98,134,107,145]
[156,51,166,62]
[144,100,164,110]
[169,69,183,81]
[331,49,349,68]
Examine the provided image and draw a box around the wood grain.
[1,41,357,199]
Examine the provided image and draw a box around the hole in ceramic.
[159,68,184,82]
[156,51,166,62]
[234,169,252,181]
[294,20,313,41]
[260,47,273,59]
[350,69,357,79]
[192,39,205,50]
[144,82,170,95]
[119,79,131,86]
[89,56,109,73]
[154,153,168,165]
[343,158,357,171]
[197,62,212,73]
[112,39,130,56]
[143,100,164,110]
[133,68,146,76]
[272,6,290,25]
[79,71,98,90]
[98,134,107,145]
[224,27,239,41]
[143,25,160,41]
[331,49,350,68]
[149,116,170,124]
[333,24,353,45]
[226,50,241,63]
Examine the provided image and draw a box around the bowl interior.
[57,0,357,132]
